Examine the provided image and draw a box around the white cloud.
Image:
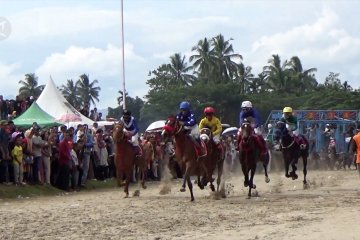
[247,7,360,87]
[35,44,146,108]
[0,62,23,99]
[8,6,120,40]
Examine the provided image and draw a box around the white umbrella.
[146,120,166,132]
[222,126,238,136]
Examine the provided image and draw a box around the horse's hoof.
[191,197,195,202]
[180,187,186,192]
[252,184,257,189]
[124,194,129,198]
[244,181,249,187]
[265,177,270,183]
[285,174,291,178]
[142,185,147,189]
[292,174,298,180]
[210,184,215,192]
[303,183,309,189]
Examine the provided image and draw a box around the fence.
[264,110,360,153]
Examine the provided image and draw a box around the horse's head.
[274,121,289,140]
[241,120,253,139]
[199,127,211,143]
[113,122,125,143]
[161,115,182,140]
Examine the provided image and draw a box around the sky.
[0,0,360,109]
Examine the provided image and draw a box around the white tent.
[36,77,94,126]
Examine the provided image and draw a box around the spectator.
[93,129,108,180]
[11,135,24,185]
[0,120,11,184]
[56,130,72,191]
[80,124,93,187]
[41,130,52,185]
[32,127,47,184]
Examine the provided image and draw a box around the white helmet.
[241,100,252,109]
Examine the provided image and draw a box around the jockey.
[119,109,141,157]
[199,106,223,152]
[237,101,267,155]
[176,101,204,156]
[281,107,306,149]
[239,100,262,135]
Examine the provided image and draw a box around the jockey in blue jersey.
[119,109,141,156]
[237,100,267,155]
[239,100,261,135]
[176,101,204,155]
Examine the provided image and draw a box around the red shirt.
[58,140,72,166]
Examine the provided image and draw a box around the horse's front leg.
[284,153,291,178]
[124,170,131,198]
[241,162,249,187]
[183,161,194,201]
[302,154,308,186]
[291,160,298,180]
[216,158,224,192]
[248,164,257,198]
[263,162,270,183]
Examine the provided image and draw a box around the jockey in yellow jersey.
[199,107,223,152]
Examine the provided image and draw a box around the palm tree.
[77,74,101,107]
[18,73,44,99]
[288,56,318,93]
[61,79,81,109]
[233,63,254,94]
[263,54,292,92]
[167,53,195,86]
[211,34,242,82]
[189,38,218,83]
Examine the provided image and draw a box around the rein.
[281,139,295,149]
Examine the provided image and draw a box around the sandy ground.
[0,168,360,240]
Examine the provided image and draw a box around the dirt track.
[0,169,359,240]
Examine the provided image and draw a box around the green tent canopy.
[13,102,61,128]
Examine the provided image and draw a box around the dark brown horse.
[113,123,147,198]
[199,128,225,192]
[161,118,210,201]
[274,121,309,186]
[238,121,270,198]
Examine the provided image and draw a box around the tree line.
[17,34,360,130]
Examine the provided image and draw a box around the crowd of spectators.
[0,120,117,191]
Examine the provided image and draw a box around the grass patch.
[0,184,62,199]
[0,178,118,199]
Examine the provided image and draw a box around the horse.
[113,123,147,198]
[238,121,270,198]
[161,118,210,201]
[199,128,225,192]
[274,121,309,187]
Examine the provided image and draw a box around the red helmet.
[204,107,215,114]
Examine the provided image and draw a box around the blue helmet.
[179,101,190,110]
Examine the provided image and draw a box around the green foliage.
[140,34,360,128]
[18,73,44,99]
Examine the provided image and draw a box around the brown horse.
[238,121,270,198]
[161,118,209,201]
[199,128,225,192]
[113,123,147,198]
